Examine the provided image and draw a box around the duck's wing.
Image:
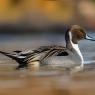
[40,46,68,61]
[32,46,56,53]
[32,45,67,53]
[13,46,54,57]
[24,45,68,62]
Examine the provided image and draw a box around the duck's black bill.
[85,35,95,41]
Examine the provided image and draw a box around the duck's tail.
[0,51,28,69]
[0,51,18,60]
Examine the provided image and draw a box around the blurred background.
[0,0,95,34]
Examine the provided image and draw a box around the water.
[0,32,95,95]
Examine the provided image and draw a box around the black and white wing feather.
[24,45,69,63]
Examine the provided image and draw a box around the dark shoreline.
[0,24,94,34]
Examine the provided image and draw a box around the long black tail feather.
[0,51,17,60]
[0,51,28,69]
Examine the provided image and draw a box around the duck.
[0,25,95,72]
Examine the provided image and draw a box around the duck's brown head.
[65,25,95,44]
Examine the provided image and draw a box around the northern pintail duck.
[0,25,95,72]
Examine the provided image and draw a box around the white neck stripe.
[69,31,84,65]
